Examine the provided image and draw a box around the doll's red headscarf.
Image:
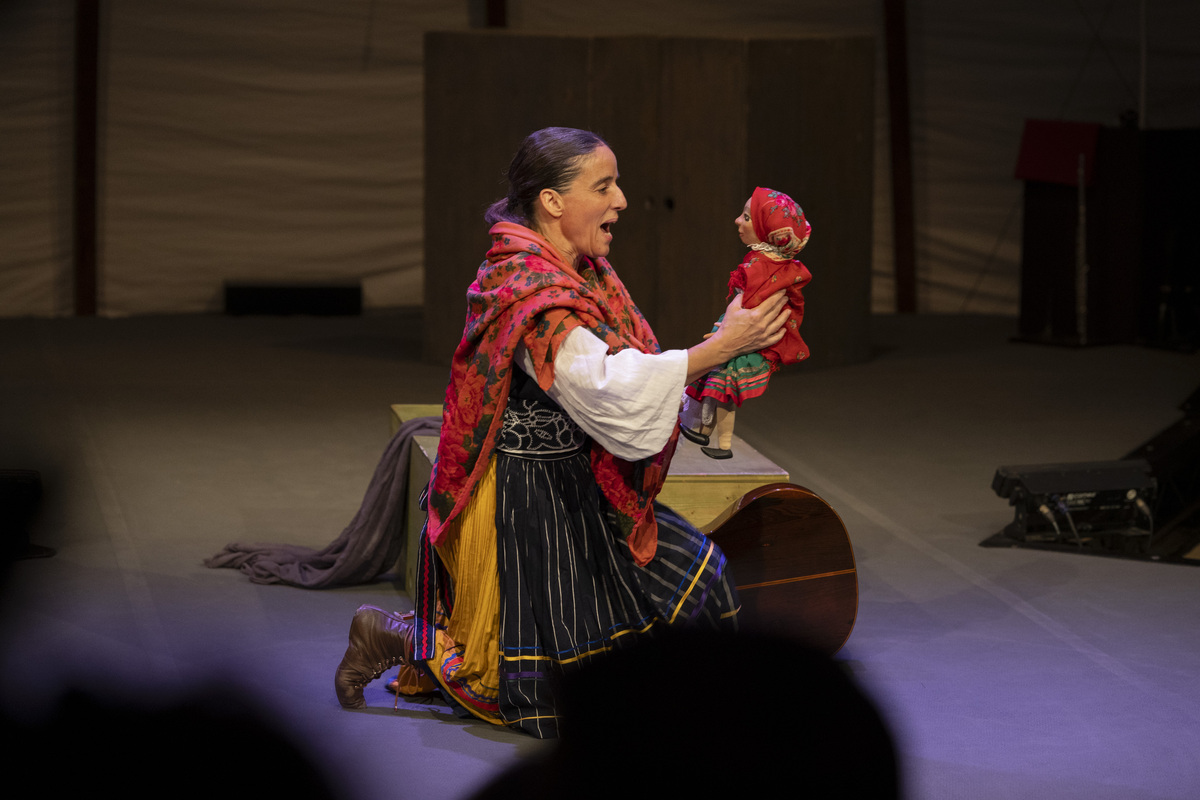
[751,187,811,257]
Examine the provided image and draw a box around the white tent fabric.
[100,0,463,316]
[0,2,75,317]
[2,0,1198,318]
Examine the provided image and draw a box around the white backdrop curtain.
[1,0,1197,317]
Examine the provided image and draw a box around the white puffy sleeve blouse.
[515,326,687,461]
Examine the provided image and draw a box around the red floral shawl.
[426,222,678,566]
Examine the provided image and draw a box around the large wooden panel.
[424,33,873,369]
[423,32,591,367]
[748,37,875,370]
[587,37,662,317]
[655,38,748,351]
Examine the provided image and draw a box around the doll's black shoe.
[700,446,733,460]
[680,425,710,446]
[334,605,416,709]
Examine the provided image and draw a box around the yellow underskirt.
[424,457,503,724]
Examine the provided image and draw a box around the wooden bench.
[388,403,789,589]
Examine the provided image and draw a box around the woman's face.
[554,145,627,265]
[734,197,759,246]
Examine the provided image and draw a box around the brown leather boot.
[334,605,416,709]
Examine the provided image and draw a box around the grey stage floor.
[1,310,1197,799]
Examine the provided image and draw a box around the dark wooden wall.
[424,32,874,370]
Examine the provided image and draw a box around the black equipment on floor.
[984,383,1200,564]
[988,459,1155,543]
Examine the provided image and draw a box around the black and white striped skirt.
[493,445,740,738]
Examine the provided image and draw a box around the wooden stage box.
[388,404,788,591]
[662,436,789,533]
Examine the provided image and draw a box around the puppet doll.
[680,187,812,458]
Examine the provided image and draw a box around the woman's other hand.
[685,291,789,384]
[713,291,789,353]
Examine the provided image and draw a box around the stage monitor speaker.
[989,459,1155,544]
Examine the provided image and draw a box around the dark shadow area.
[471,629,900,798]
[2,684,348,799]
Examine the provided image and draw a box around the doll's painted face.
[734,197,760,246]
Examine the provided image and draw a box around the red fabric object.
[1014,119,1101,187]
[426,222,678,566]
[685,188,812,406]
[732,187,812,368]
[731,253,812,370]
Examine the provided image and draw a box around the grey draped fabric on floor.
[205,416,441,587]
